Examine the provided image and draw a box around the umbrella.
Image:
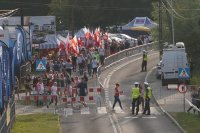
[129,26,151,32]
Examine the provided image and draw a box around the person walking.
[142,82,152,115]
[71,53,77,72]
[141,50,147,72]
[112,83,123,110]
[47,82,58,108]
[65,59,73,76]
[77,77,88,107]
[131,82,141,115]
[91,57,98,78]
[98,46,105,66]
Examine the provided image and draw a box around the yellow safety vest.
[132,87,140,99]
[144,87,152,99]
[143,54,147,61]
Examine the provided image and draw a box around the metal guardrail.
[185,98,200,113]
[97,42,158,77]
[0,92,15,133]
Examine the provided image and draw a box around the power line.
[164,0,197,20]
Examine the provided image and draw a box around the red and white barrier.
[62,87,102,103]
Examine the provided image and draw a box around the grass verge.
[11,113,60,133]
[170,112,200,133]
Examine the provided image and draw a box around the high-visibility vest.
[144,87,152,99]
[132,87,140,99]
[143,54,147,61]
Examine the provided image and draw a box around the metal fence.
[98,42,158,77]
[20,61,31,86]
[0,92,15,133]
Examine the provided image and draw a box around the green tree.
[152,0,200,83]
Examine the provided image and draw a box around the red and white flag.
[70,35,79,54]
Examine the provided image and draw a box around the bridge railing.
[98,42,158,77]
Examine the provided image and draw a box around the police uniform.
[143,82,152,115]
[132,82,141,115]
[141,51,147,71]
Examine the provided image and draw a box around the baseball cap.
[134,82,139,85]
[144,82,149,85]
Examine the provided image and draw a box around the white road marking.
[97,107,107,114]
[81,107,90,114]
[103,78,107,88]
[113,114,123,133]
[124,116,157,119]
[109,115,118,133]
[124,116,138,119]
[114,107,125,114]
[142,116,157,119]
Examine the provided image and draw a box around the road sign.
[178,84,187,93]
[178,68,190,79]
[36,59,47,71]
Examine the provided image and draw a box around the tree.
[152,0,200,80]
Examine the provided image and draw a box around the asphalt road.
[60,51,182,133]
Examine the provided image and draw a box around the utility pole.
[159,0,163,59]
[171,0,175,45]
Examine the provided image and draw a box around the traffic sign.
[178,68,190,79]
[177,84,187,93]
[36,59,47,71]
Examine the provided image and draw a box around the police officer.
[142,82,152,115]
[132,82,141,115]
[141,50,147,72]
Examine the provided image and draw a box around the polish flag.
[56,38,65,50]
[65,33,71,53]
[70,35,79,54]
[78,37,83,46]
[85,28,91,39]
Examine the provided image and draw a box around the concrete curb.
[146,68,186,133]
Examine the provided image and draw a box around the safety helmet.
[134,82,139,85]
[143,50,146,53]
[144,82,149,85]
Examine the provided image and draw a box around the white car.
[117,34,138,47]
[108,34,123,43]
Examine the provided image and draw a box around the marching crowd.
[17,41,107,108]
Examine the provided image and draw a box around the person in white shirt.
[47,82,58,108]
[77,54,85,75]
[98,47,105,66]
[91,57,98,78]
[36,79,44,95]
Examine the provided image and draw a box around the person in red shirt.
[112,83,123,110]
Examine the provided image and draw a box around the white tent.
[39,34,58,49]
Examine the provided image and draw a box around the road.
[60,51,182,133]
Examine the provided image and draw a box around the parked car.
[117,34,138,47]
[160,44,190,86]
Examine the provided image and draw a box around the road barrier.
[185,98,200,113]
[62,87,102,106]
[20,87,102,108]
[0,92,15,133]
[98,42,158,83]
